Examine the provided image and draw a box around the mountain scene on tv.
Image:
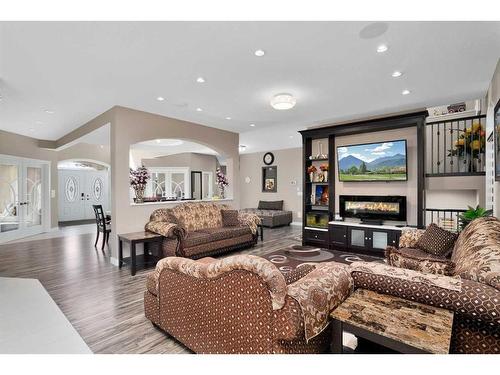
[337,141,407,181]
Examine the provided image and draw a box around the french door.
[0,155,49,243]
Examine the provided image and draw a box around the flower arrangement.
[216,168,229,198]
[130,166,150,203]
[448,121,486,172]
[319,164,329,171]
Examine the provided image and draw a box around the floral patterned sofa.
[144,255,353,353]
[350,217,500,354]
[145,202,260,259]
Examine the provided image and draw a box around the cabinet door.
[329,225,347,248]
[347,227,369,250]
[389,231,401,248]
[371,230,390,251]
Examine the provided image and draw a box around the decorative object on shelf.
[458,205,493,230]
[495,99,500,181]
[307,165,317,182]
[306,212,329,229]
[129,166,150,203]
[448,121,486,172]
[315,141,328,160]
[262,166,277,192]
[315,185,329,205]
[447,102,466,113]
[216,168,229,199]
[263,152,274,165]
[319,163,329,182]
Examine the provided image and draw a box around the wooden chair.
[92,205,111,250]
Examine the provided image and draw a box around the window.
[146,168,189,199]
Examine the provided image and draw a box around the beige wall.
[57,143,110,166]
[110,106,239,260]
[486,59,500,216]
[335,127,418,225]
[239,148,302,222]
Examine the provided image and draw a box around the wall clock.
[263,152,274,165]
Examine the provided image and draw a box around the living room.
[1,2,500,375]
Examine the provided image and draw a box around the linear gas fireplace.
[339,195,407,224]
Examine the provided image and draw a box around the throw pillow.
[416,223,458,257]
[221,209,239,227]
[258,200,284,210]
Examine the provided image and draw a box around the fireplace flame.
[346,201,399,213]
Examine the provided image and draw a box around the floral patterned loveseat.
[145,202,260,259]
[144,255,353,353]
[350,217,500,354]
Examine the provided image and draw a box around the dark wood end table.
[330,289,454,354]
[257,224,264,242]
[118,231,163,276]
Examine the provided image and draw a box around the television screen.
[337,140,407,182]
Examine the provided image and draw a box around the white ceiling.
[0,21,499,154]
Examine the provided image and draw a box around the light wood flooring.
[0,225,302,354]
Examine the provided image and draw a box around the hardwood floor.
[0,225,302,354]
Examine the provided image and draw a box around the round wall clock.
[263,152,274,165]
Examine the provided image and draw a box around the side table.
[118,231,163,276]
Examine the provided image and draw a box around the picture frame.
[495,99,500,181]
[262,166,277,192]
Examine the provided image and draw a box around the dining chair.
[92,204,111,250]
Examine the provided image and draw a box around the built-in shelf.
[306,158,329,162]
[305,181,329,184]
[304,226,329,232]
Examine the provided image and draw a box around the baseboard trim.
[291,222,303,226]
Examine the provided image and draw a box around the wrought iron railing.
[426,115,486,176]
[424,208,466,232]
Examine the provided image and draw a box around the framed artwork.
[495,99,500,181]
[262,166,277,192]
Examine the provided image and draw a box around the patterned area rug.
[262,244,382,274]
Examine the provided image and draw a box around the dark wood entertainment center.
[299,111,428,254]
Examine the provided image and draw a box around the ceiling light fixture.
[376,44,388,53]
[254,49,265,57]
[156,139,161,143]
[402,89,411,95]
[249,123,255,127]
[392,71,402,78]
[45,109,55,114]
[156,96,165,101]
[239,145,247,151]
[270,93,296,110]
[225,117,231,120]
[196,77,205,83]
[196,107,203,112]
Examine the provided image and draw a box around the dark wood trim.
[426,172,486,177]
[426,113,486,125]
[494,98,500,181]
[416,116,426,228]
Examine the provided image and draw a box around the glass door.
[0,156,48,243]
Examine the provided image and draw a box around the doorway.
[0,155,50,243]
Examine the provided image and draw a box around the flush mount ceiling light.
[239,145,247,151]
[249,123,255,127]
[254,49,265,57]
[196,77,205,83]
[402,89,411,95]
[196,107,203,112]
[376,44,388,53]
[225,117,231,120]
[270,93,296,110]
[156,96,165,101]
[392,71,403,78]
[156,139,161,143]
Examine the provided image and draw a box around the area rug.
[262,245,382,274]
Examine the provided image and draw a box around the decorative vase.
[309,172,314,182]
[323,171,328,182]
[134,185,145,203]
[218,186,225,199]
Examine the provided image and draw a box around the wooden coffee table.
[118,231,163,276]
[330,289,454,354]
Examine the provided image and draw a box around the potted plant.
[458,205,493,230]
[216,168,229,199]
[448,121,486,172]
[130,166,150,203]
[307,165,317,182]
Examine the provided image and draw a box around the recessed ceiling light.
[392,71,403,78]
[45,109,55,114]
[270,93,296,110]
[156,139,161,143]
[376,44,388,53]
[225,117,231,120]
[254,49,265,57]
[249,123,255,127]
[196,77,205,83]
[402,89,411,95]
[289,135,293,139]
[156,96,165,101]
[239,145,247,151]
[100,145,104,149]
[196,107,203,112]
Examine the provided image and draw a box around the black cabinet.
[329,223,401,255]
[303,228,328,246]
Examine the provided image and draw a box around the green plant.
[458,205,493,230]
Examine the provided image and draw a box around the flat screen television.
[337,139,408,182]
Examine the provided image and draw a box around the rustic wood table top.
[117,231,162,243]
[330,288,454,354]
